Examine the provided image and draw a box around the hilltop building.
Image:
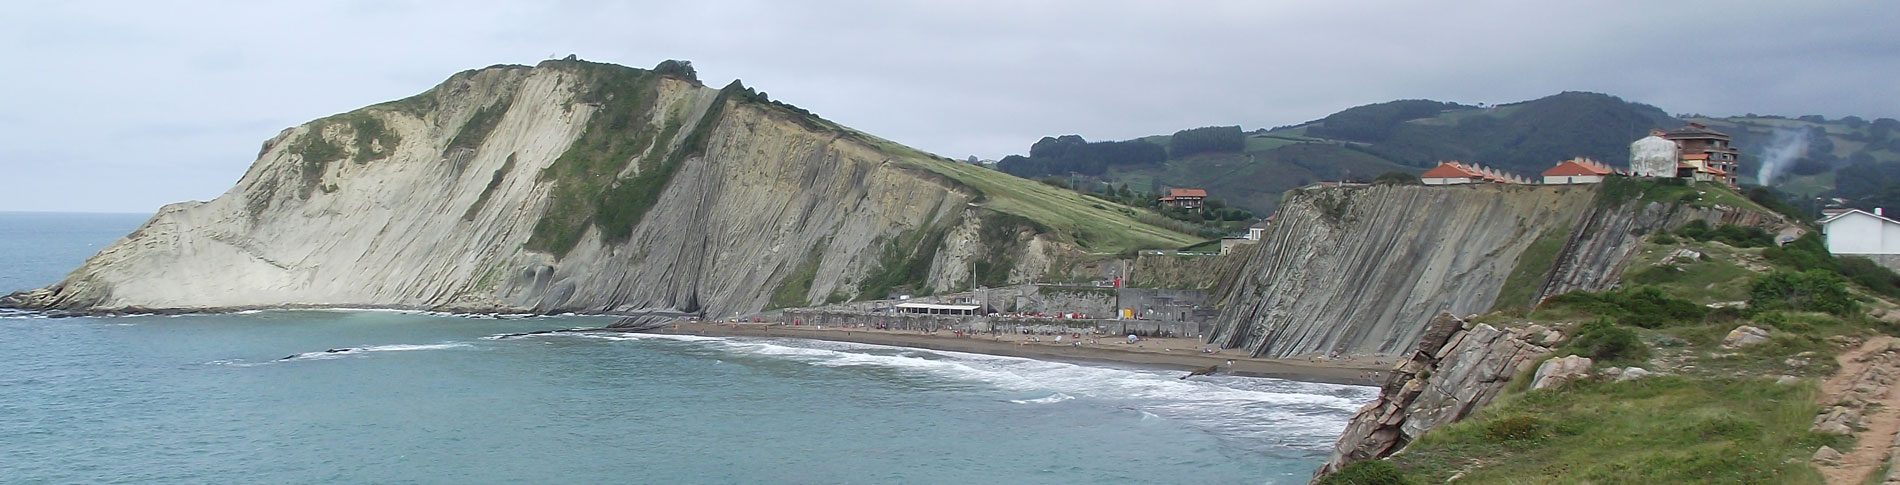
[1420,162,1529,185]
[1664,123,1740,186]
[1820,208,1900,271]
[1159,188,1207,209]
[1540,158,1615,185]
[1629,134,1680,177]
[1627,124,1740,186]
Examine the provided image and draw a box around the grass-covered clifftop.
[1359,202,1900,483]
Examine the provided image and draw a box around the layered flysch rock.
[1207,184,1596,358]
[5,59,1159,317]
[1208,183,1793,359]
[1311,312,1550,480]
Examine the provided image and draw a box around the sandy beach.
[632,321,1393,386]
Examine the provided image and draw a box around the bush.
[1483,415,1552,442]
[1373,171,1422,185]
[1652,233,1679,245]
[1675,220,1711,240]
[1675,220,1771,247]
[1566,318,1648,362]
[1839,256,1900,297]
[1749,270,1859,316]
[1542,286,1705,328]
[1761,232,1836,272]
[1318,460,1417,485]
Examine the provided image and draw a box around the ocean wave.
[275,342,472,362]
[565,333,1375,444]
[1009,392,1074,404]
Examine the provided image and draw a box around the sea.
[0,211,1377,484]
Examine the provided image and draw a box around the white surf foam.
[279,342,472,361]
[1009,392,1075,404]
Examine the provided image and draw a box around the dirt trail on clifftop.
[1821,336,1899,485]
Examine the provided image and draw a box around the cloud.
[2,0,1895,212]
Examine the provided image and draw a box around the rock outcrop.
[1723,325,1773,349]
[2,59,1194,317]
[1530,355,1593,390]
[1311,313,1550,479]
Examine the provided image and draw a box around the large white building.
[1629,133,1680,178]
[1821,209,1900,270]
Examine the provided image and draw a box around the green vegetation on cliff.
[1392,201,1900,483]
[1490,224,1570,312]
[769,240,828,309]
[858,222,951,299]
[526,62,725,257]
[446,96,514,153]
[1396,377,1833,483]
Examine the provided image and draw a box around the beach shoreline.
[632,321,1392,387]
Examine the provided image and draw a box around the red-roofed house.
[1421,161,1530,185]
[1421,162,1484,185]
[1541,158,1615,185]
[1158,188,1208,209]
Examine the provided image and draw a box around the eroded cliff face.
[1208,184,1598,358]
[5,60,1064,317]
[1209,183,1792,359]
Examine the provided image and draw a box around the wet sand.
[634,321,1393,387]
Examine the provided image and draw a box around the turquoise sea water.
[0,212,1376,484]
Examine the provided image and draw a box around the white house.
[1629,132,1679,178]
[1820,208,1900,270]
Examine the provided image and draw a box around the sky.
[3,1,1896,213]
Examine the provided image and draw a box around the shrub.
[1838,256,1900,297]
[1761,232,1835,272]
[1373,171,1422,185]
[1652,233,1679,245]
[1749,270,1859,316]
[1566,318,1648,362]
[1675,220,1711,240]
[1483,415,1552,442]
[1542,286,1705,328]
[1318,460,1417,485]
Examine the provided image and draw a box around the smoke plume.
[1756,128,1810,185]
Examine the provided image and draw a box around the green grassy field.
[849,133,1202,253]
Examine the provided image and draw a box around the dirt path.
[1821,335,1898,485]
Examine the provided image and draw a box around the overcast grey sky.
[3,1,1895,213]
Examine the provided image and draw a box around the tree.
[652,59,698,82]
[1373,171,1422,185]
[1168,126,1245,157]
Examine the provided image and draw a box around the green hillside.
[997,92,1682,216]
[1685,115,1900,203]
[993,92,1900,219]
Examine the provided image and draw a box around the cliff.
[1208,182,1793,359]
[4,59,1198,316]
[1207,184,1596,358]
